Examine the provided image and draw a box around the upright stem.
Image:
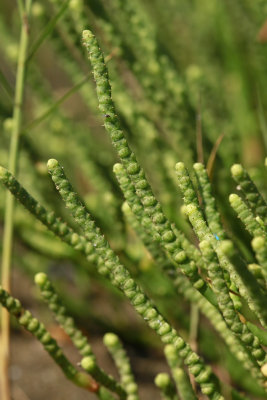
[189,303,199,391]
[0,2,31,399]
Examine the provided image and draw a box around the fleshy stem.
[113,163,216,305]
[229,194,266,238]
[193,163,225,240]
[0,166,102,269]
[185,200,267,329]
[35,272,94,358]
[252,237,267,285]
[35,273,126,398]
[47,158,223,400]
[199,240,266,366]
[82,30,212,301]
[1,2,31,400]
[154,373,178,400]
[164,344,197,400]
[0,169,125,397]
[175,163,267,331]
[81,356,127,400]
[219,241,267,328]
[173,273,265,387]
[103,333,139,400]
[0,286,99,392]
[114,163,202,272]
[122,201,171,270]
[231,164,267,225]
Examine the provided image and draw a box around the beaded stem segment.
[199,240,266,365]
[175,162,199,207]
[35,272,94,357]
[185,200,216,239]
[229,194,266,238]
[35,273,123,398]
[174,162,267,330]
[82,30,208,295]
[122,201,169,269]
[252,237,267,285]
[0,286,98,392]
[164,345,197,400]
[115,164,192,277]
[103,333,139,400]
[193,163,225,240]
[181,200,264,324]
[81,356,127,399]
[47,158,223,400]
[115,163,170,269]
[114,163,202,271]
[173,273,265,386]
[0,166,102,269]
[113,163,213,302]
[0,166,78,242]
[219,241,267,328]
[154,373,178,400]
[231,164,267,224]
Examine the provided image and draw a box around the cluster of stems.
[0,6,266,399]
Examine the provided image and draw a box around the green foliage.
[0,1,267,400]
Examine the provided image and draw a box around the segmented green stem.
[47,158,223,400]
[252,237,267,285]
[173,273,265,386]
[103,333,139,400]
[175,162,199,207]
[0,286,98,392]
[219,241,267,328]
[154,373,178,400]
[193,163,225,239]
[229,194,266,238]
[122,201,169,268]
[82,30,207,294]
[231,164,267,224]
[181,199,266,331]
[35,272,94,357]
[81,356,126,399]
[164,345,197,400]
[114,163,202,271]
[199,240,266,365]
[0,166,102,268]
[176,162,265,322]
[35,273,120,398]
[114,164,176,272]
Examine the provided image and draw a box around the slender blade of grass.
[0,2,32,400]
[24,74,89,131]
[26,0,71,63]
